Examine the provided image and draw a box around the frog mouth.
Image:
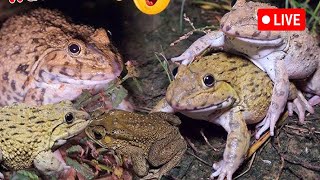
[181,97,235,113]
[234,36,283,46]
[39,70,118,86]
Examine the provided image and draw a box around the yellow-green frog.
[85,110,187,179]
[153,53,275,179]
[0,101,90,178]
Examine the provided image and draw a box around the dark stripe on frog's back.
[0,105,61,125]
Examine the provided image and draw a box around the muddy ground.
[1,0,320,179]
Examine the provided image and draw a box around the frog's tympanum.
[153,53,275,179]
[171,0,319,138]
[0,9,124,107]
[0,101,89,178]
[85,110,187,179]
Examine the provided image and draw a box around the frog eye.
[203,74,215,87]
[64,112,74,124]
[93,129,103,140]
[68,43,81,55]
[172,67,178,77]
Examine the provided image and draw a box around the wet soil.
[1,0,319,179]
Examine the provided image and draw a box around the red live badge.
[257,8,306,31]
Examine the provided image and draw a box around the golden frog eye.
[65,112,74,124]
[68,43,81,55]
[203,74,215,87]
[93,129,103,140]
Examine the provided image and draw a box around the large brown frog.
[0,8,125,107]
[153,52,291,179]
[85,110,187,179]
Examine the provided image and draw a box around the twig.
[186,151,211,167]
[179,0,186,32]
[275,136,285,180]
[200,129,219,151]
[185,137,202,154]
[154,52,173,82]
[170,25,216,46]
[234,152,256,179]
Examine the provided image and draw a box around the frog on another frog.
[0,8,131,110]
[0,101,90,178]
[85,110,187,179]
[171,0,319,138]
[153,52,298,179]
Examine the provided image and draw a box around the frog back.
[0,104,62,169]
[88,110,178,154]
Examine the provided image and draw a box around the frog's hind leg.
[302,69,320,104]
[144,133,187,179]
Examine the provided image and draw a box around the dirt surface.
[1,0,319,179]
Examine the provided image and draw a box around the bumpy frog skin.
[0,101,89,178]
[85,110,187,179]
[171,0,319,139]
[0,9,125,107]
[153,53,274,179]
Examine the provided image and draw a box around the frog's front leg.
[254,52,289,139]
[171,30,225,65]
[210,107,250,180]
[119,146,149,177]
[34,151,69,176]
[151,98,175,113]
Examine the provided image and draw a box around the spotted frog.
[85,110,187,179]
[171,0,319,138]
[0,101,89,178]
[0,8,125,107]
[153,52,286,179]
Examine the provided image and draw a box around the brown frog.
[85,110,187,179]
[0,8,125,107]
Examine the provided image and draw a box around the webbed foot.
[287,91,314,123]
[210,160,234,180]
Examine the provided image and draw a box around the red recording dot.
[9,0,16,4]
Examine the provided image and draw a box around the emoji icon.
[133,0,170,15]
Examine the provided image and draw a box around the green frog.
[153,52,281,179]
[0,101,89,178]
[85,110,187,179]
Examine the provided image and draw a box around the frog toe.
[308,95,320,106]
[210,161,233,180]
[140,169,160,180]
[255,117,270,139]
[171,53,194,65]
